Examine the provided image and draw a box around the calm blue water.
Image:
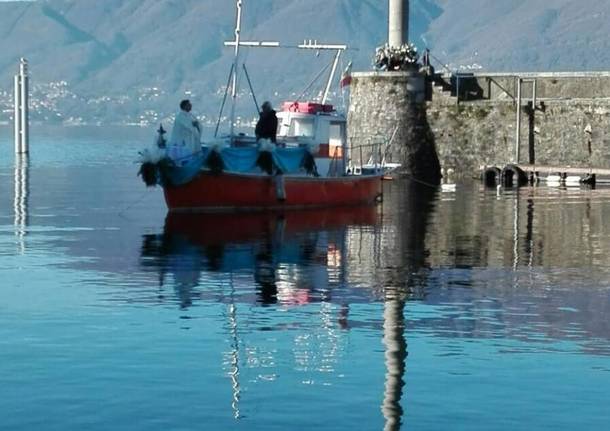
[1,126,610,430]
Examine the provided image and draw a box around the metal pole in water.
[389,0,407,47]
[532,79,537,110]
[14,155,29,255]
[20,59,29,154]
[515,77,522,163]
[530,79,537,164]
[14,74,21,154]
[14,58,29,155]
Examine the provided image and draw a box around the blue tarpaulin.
[161,146,311,186]
[217,146,308,174]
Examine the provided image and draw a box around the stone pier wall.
[456,72,610,101]
[348,71,440,184]
[349,71,610,177]
[429,98,610,174]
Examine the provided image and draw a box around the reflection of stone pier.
[382,298,407,431]
[377,181,436,429]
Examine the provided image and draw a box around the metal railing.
[347,140,388,175]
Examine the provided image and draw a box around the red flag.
[340,61,353,88]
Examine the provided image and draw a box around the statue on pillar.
[376,0,418,71]
[373,43,419,71]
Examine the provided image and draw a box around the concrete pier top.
[353,71,421,78]
[452,71,610,79]
[351,71,426,104]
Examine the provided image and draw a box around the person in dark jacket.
[255,101,278,143]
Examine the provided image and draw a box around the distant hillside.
[425,0,610,72]
[0,0,440,125]
[1,0,610,126]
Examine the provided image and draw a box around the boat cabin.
[276,102,347,177]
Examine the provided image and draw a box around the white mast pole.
[229,0,243,141]
[322,50,342,105]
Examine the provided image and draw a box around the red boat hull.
[163,172,382,212]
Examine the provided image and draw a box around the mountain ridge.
[1,0,610,125]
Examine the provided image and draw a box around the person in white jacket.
[168,99,202,162]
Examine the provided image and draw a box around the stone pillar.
[389,0,408,47]
[348,71,441,184]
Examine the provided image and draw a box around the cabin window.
[289,119,315,137]
[329,123,344,146]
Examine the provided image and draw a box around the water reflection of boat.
[164,207,377,245]
[140,207,378,308]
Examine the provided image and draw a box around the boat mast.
[229,0,243,141]
[223,3,347,133]
[323,51,342,104]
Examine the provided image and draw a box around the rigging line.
[382,126,400,163]
[340,56,347,110]
[117,189,150,220]
[401,172,441,189]
[242,63,260,114]
[428,50,453,75]
[215,63,235,138]
[296,57,333,103]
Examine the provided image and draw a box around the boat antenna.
[229,0,244,142]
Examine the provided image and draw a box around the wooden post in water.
[14,58,29,155]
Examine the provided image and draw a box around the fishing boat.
[139,0,382,213]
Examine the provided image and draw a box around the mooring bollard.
[14,58,29,155]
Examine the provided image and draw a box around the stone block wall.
[428,99,610,174]
[348,71,440,183]
[348,71,610,178]
[452,72,610,101]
